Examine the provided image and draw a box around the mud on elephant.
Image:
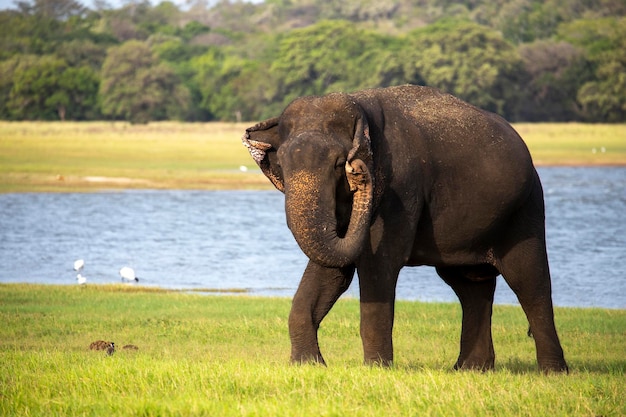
[242,85,568,373]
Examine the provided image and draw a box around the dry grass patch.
[1,121,624,192]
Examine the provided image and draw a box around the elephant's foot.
[538,358,569,374]
[288,321,326,366]
[454,355,495,372]
[364,356,393,368]
[290,351,326,366]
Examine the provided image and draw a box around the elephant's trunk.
[285,160,373,268]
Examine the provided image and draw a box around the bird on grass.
[119,266,139,283]
[76,274,87,285]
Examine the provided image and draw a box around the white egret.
[74,259,85,272]
[119,266,139,282]
[76,274,87,285]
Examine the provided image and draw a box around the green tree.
[55,39,110,70]
[558,17,626,122]
[100,40,190,123]
[0,0,116,60]
[149,34,211,121]
[4,54,99,120]
[497,0,562,43]
[190,48,273,121]
[518,40,592,121]
[2,0,93,56]
[177,20,210,42]
[403,20,525,119]
[150,33,209,63]
[0,56,33,119]
[270,20,397,108]
[577,61,626,122]
[16,0,87,20]
[98,0,184,42]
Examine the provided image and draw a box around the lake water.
[1,167,625,309]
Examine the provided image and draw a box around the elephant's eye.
[335,158,346,169]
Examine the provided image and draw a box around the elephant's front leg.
[359,299,395,366]
[358,270,398,367]
[289,261,355,365]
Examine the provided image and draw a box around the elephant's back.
[360,85,531,163]
[355,85,541,260]
[352,84,471,117]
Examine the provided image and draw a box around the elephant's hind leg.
[437,266,497,371]
[497,238,568,373]
[289,261,355,365]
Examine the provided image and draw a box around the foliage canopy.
[0,0,624,123]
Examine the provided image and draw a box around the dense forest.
[1,0,624,123]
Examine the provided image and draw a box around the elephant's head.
[242,93,374,267]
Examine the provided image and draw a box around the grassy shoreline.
[1,283,624,416]
[1,121,625,193]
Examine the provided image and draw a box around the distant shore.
[1,121,624,193]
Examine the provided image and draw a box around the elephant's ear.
[347,109,373,175]
[242,117,285,192]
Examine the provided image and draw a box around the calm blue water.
[1,167,625,309]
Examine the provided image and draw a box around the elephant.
[242,84,568,373]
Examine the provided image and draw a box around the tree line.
[0,0,624,123]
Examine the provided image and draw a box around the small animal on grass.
[90,341,137,354]
[119,266,139,282]
[89,340,113,351]
[242,84,568,373]
[122,344,139,351]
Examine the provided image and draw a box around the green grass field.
[0,122,624,192]
[1,284,624,416]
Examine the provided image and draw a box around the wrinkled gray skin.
[243,85,568,373]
